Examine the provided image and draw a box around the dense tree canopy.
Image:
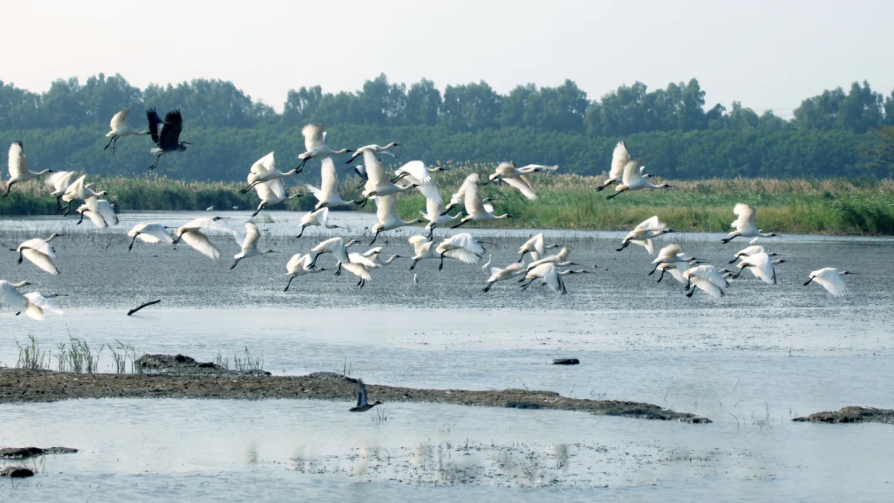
[1,73,892,181]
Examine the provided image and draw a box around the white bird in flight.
[355,150,418,207]
[607,160,670,200]
[4,142,55,198]
[482,262,526,292]
[483,161,556,200]
[369,194,423,245]
[804,268,852,296]
[296,124,352,171]
[297,207,343,238]
[14,234,61,275]
[241,152,300,194]
[346,142,399,164]
[44,171,76,211]
[61,175,108,217]
[104,108,149,154]
[230,222,279,269]
[306,157,355,210]
[726,252,784,285]
[283,253,327,291]
[308,237,357,269]
[76,199,117,228]
[617,216,673,254]
[721,204,781,244]
[172,217,232,260]
[127,223,174,251]
[596,141,631,192]
[434,233,484,271]
[451,173,511,228]
[683,265,729,298]
[0,280,47,320]
[517,233,560,262]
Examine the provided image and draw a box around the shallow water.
[1,212,893,501]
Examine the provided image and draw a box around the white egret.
[230,222,279,269]
[297,207,343,238]
[61,175,108,216]
[617,216,673,254]
[4,142,54,198]
[519,263,589,294]
[296,124,352,171]
[104,108,149,153]
[392,161,442,203]
[14,234,61,275]
[241,152,300,194]
[369,194,423,245]
[804,268,852,296]
[346,142,399,164]
[607,160,671,200]
[355,150,418,207]
[721,204,781,244]
[250,175,301,217]
[361,247,403,268]
[76,199,118,228]
[0,280,45,320]
[306,158,355,211]
[596,141,630,192]
[127,223,174,251]
[481,254,492,270]
[648,244,699,275]
[146,109,193,170]
[483,161,556,200]
[728,245,778,264]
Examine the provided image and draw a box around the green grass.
[3,165,893,235]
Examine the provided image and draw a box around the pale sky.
[4,0,893,116]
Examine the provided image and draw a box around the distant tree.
[440,81,501,131]
[283,86,323,126]
[355,74,407,126]
[0,80,42,129]
[406,78,442,126]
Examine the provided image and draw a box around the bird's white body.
[174,217,232,260]
[105,109,149,152]
[298,207,341,237]
[524,247,572,272]
[251,167,300,216]
[16,234,60,275]
[62,175,108,212]
[482,262,526,292]
[247,152,298,188]
[283,253,327,291]
[651,244,697,268]
[5,142,53,197]
[394,161,442,203]
[127,223,174,250]
[307,158,353,209]
[805,268,850,296]
[487,161,556,200]
[310,237,356,267]
[361,247,401,268]
[723,204,779,242]
[347,143,398,163]
[435,233,484,266]
[609,160,670,198]
[76,199,117,228]
[0,280,45,320]
[44,171,76,200]
[370,194,422,242]
[361,150,416,200]
[230,222,277,268]
[619,216,670,254]
[520,263,588,294]
[597,141,630,190]
[655,263,686,284]
[731,252,779,285]
[683,265,729,298]
[454,173,510,227]
[518,233,559,261]
[420,197,462,233]
[299,124,350,163]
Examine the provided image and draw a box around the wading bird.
[297,124,352,171]
[369,194,423,245]
[523,246,576,273]
[231,222,279,269]
[683,265,729,298]
[648,244,699,275]
[518,233,560,262]
[127,223,174,251]
[44,171,76,211]
[804,268,852,296]
[297,207,342,238]
[483,161,557,200]
[435,233,484,271]
[519,263,589,294]
[146,109,192,170]
[392,161,442,203]
[308,237,357,269]
[596,141,630,192]
[721,204,780,243]
[0,280,46,320]
[336,261,373,288]
[346,377,382,412]
[283,253,327,291]
[345,142,399,164]
[172,217,232,260]
[728,245,778,264]
[4,142,54,198]
[104,108,149,153]
[361,247,402,268]
[76,199,117,228]
[607,160,670,200]
[60,175,109,216]
[482,262,526,292]
[306,158,355,210]
[617,216,673,254]
[14,234,61,275]
[725,252,784,284]
[355,150,418,207]
[451,174,511,228]
[420,197,463,238]
[241,152,300,194]
[250,174,301,217]
[655,263,686,284]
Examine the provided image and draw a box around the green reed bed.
[2,166,893,235]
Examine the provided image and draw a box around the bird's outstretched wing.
[159,110,184,147]
[146,108,163,145]
[110,109,132,131]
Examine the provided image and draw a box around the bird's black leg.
[252,203,265,217]
[720,234,738,244]
[284,275,296,292]
[148,156,160,170]
[520,279,534,291]
[296,225,307,239]
[482,281,494,293]
[2,181,15,198]
[308,252,323,269]
[686,288,696,298]
[76,212,85,225]
[104,136,115,151]
[128,234,139,251]
[606,188,626,200]
[656,269,666,283]
[55,195,63,212]
[616,241,629,252]
[17,251,24,264]
[438,252,445,271]
[230,258,241,270]
[648,264,659,275]
[369,230,381,246]
[409,259,419,271]
[334,263,342,276]
[451,219,469,229]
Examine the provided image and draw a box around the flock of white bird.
[0,110,854,321]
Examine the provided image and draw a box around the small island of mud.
[0,355,710,424]
[793,406,894,425]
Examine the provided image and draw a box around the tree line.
[1,73,892,180]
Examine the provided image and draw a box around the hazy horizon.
[4,1,894,116]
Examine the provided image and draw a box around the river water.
[1,211,893,502]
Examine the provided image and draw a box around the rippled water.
[1,212,893,501]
